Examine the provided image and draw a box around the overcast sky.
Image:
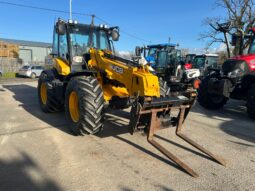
[0,0,226,51]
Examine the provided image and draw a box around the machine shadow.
[191,101,255,144]
[0,151,61,191]
[3,84,72,135]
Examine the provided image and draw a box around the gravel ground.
[0,80,254,191]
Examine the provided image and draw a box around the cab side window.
[52,27,58,56]
[59,33,68,60]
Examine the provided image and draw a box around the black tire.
[159,78,170,97]
[38,72,63,113]
[247,85,255,120]
[198,77,228,109]
[31,73,36,79]
[65,76,104,135]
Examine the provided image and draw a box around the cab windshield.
[148,47,158,58]
[157,50,181,68]
[69,25,111,56]
[193,57,205,68]
[193,56,218,69]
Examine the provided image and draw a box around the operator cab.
[51,19,119,72]
[156,48,182,80]
[193,54,219,76]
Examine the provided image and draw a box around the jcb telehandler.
[38,18,225,177]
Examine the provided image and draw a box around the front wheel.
[65,76,104,135]
[247,85,255,120]
[198,77,228,109]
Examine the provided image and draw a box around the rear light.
[185,63,192,70]
[193,79,201,89]
[249,59,255,70]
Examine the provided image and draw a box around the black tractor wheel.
[247,85,255,120]
[65,76,104,135]
[159,78,170,97]
[198,77,228,109]
[38,72,63,113]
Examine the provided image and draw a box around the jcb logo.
[111,65,124,74]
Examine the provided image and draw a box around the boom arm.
[88,49,160,101]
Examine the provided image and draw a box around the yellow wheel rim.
[69,91,80,123]
[40,82,47,105]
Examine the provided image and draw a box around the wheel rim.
[69,91,79,123]
[40,82,47,105]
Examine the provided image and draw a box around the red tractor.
[198,28,255,119]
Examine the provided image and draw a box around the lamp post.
[70,0,72,20]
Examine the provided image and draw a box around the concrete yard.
[0,80,254,191]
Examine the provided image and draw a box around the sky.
[0,0,226,51]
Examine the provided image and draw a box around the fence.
[0,57,23,73]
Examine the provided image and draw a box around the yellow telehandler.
[38,18,225,177]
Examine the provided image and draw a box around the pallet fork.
[129,92,226,177]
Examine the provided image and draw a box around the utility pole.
[70,0,72,20]
[91,14,95,26]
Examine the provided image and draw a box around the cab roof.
[147,43,177,48]
[196,54,219,57]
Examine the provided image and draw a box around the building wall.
[19,46,51,63]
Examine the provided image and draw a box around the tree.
[200,0,255,57]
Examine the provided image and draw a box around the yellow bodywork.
[53,58,71,76]
[53,49,160,102]
[88,49,160,101]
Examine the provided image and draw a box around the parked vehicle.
[18,65,44,78]
[135,43,201,92]
[198,29,255,119]
[193,54,219,77]
[0,69,3,77]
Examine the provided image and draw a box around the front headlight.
[73,56,83,63]
[228,68,242,78]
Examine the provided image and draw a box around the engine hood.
[230,54,255,62]
[227,54,255,72]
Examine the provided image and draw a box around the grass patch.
[1,72,16,79]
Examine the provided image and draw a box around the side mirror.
[56,21,66,35]
[111,29,120,41]
[135,46,141,56]
[231,34,239,46]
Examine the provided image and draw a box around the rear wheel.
[247,85,255,120]
[65,76,104,135]
[198,77,228,109]
[38,72,63,112]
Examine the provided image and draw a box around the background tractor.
[135,43,201,92]
[198,29,255,119]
